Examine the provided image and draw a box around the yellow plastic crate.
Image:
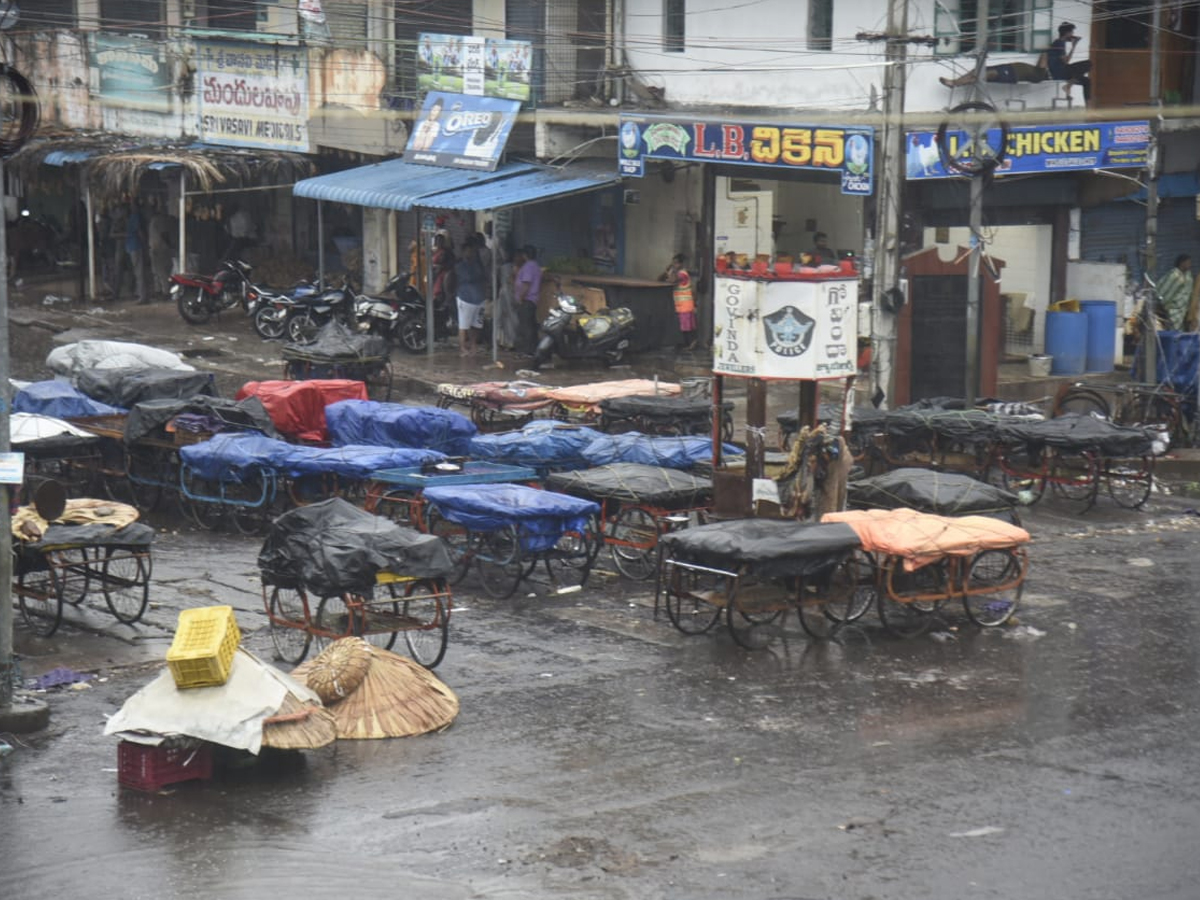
[166,605,241,689]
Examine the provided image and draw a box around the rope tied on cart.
[775,425,852,520]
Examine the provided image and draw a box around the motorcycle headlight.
[169,283,182,299]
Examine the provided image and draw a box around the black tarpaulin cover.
[660,518,861,578]
[258,497,454,596]
[881,408,1009,445]
[124,395,278,444]
[546,463,712,505]
[77,368,217,409]
[996,413,1155,457]
[849,467,1019,517]
[22,521,156,553]
[281,320,389,362]
[599,395,731,421]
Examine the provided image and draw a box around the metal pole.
[177,170,186,276]
[964,0,989,406]
[425,212,435,360]
[1143,0,1163,383]
[490,209,498,364]
[1,156,15,710]
[317,200,325,290]
[85,176,96,301]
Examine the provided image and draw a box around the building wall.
[621,0,1096,114]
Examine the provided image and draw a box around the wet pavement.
[5,276,1200,898]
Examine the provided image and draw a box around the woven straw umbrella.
[261,693,338,750]
[292,638,459,740]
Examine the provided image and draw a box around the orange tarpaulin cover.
[544,379,680,411]
[237,380,368,443]
[822,508,1030,571]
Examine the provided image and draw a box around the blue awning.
[43,149,98,166]
[292,158,618,212]
[1124,172,1200,201]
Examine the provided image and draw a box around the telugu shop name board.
[620,117,873,195]
[907,120,1150,180]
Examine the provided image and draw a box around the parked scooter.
[532,293,635,369]
[172,259,254,325]
[352,272,422,342]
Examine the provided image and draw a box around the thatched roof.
[8,129,317,206]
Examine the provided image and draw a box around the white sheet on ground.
[46,340,195,378]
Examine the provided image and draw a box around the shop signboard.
[418,33,532,102]
[619,116,874,196]
[196,40,309,152]
[405,92,520,171]
[906,120,1150,180]
[91,34,172,114]
[713,277,857,380]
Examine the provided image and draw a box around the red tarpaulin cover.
[236,380,367,443]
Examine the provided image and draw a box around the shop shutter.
[1082,199,1200,281]
[324,0,369,49]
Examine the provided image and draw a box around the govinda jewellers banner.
[712,277,857,380]
[196,40,309,152]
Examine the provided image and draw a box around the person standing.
[431,231,456,309]
[455,237,486,356]
[1047,21,1091,103]
[224,205,256,260]
[513,244,542,356]
[660,252,696,350]
[124,200,149,305]
[1157,254,1193,331]
[148,205,177,301]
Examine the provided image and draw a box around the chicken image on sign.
[712,277,857,379]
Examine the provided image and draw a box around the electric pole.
[1142,0,1162,383]
[964,0,989,405]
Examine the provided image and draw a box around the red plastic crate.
[117,741,213,792]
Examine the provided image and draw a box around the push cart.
[281,321,393,401]
[259,497,456,668]
[363,461,539,529]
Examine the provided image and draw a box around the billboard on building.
[91,34,172,115]
[417,34,532,102]
[906,120,1150,179]
[619,116,874,196]
[712,277,857,380]
[405,92,520,171]
[196,40,309,152]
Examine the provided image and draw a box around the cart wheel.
[378,489,420,528]
[1050,450,1099,511]
[994,446,1047,503]
[397,579,450,669]
[312,594,355,653]
[962,549,1023,627]
[826,550,877,624]
[545,515,602,592]
[58,547,91,605]
[101,548,151,624]
[358,588,400,652]
[268,585,312,664]
[476,526,525,600]
[1054,387,1109,419]
[664,566,724,635]
[126,447,166,513]
[226,475,272,536]
[365,360,394,402]
[878,561,943,638]
[726,575,790,650]
[426,505,472,584]
[1106,456,1154,510]
[179,479,228,531]
[17,560,65,637]
[609,506,660,581]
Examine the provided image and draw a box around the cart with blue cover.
[420,483,602,600]
[258,497,455,668]
[545,463,713,580]
[363,460,539,530]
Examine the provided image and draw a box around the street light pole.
[963,0,989,406]
[0,155,13,711]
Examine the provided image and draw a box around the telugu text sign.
[196,40,309,152]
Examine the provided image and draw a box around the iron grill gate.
[910,274,969,402]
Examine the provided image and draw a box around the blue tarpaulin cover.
[13,381,125,418]
[1150,331,1199,401]
[468,422,604,472]
[422,483,599,552]
[180,432,444,482]
[582,432,743,469]
[325,399,477,455]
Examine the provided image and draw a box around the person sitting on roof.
[939,53,1049,90]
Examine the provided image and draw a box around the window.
[191,0,259,32]
[664,0,685,53]
[100,0,167,37]
[1100,0,1149,49]
[934,0,1052,56]
[21,0,75,31]
[808,0,832,51]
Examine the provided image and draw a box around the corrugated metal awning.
[292,158,619,212]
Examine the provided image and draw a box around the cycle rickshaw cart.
[419,483,602,600]
[12,498,155,638]
[545,462,714,581]
[435,380,556,432]
[281,320,393,402]
[362,460,539,530]
[597,394,736,442]
[258,497,456,668]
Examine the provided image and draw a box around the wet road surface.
[4,493,1200,900]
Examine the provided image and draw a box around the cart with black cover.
[258,497,456,668]
[281,320,393,402]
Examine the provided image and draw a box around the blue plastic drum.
[1045,311,1087,376]
[1080,300,1117,373]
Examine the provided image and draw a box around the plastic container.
[166,605,240,689]
[1079,300,1117,373]
[1027,354,1053,377]
[1044,311,1088,375]
[118,741,213,792]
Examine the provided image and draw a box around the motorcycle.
[284,277,357,343]
[532,294,635,370]
[393,285,458,354]
[249,281,320,340]
[352,272,422,342]
[172,259,254,325]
